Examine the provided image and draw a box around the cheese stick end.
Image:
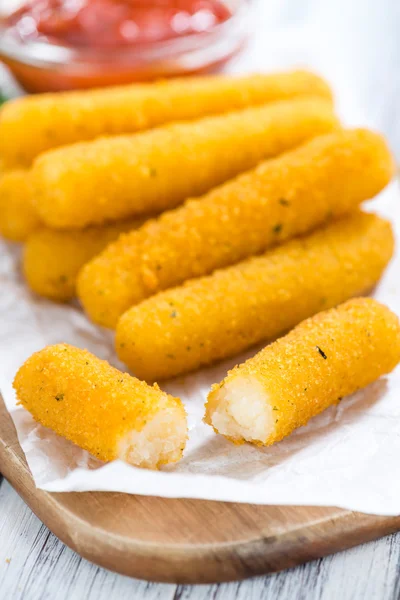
[205,376,275,446]
[117,399,188,469]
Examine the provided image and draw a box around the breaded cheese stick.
[0,169,41,241]
[116,212,393,381]
[13,344,187,469]
[78,128,394,328]
[32,97,337,229]
[205,298,400,446]
[23,217,146,302]
[0,70,332,169]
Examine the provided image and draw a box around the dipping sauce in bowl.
[0,0,250,91]
[7,0,232,47]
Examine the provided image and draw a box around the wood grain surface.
[1,480,400,600]
[2,397,400,585]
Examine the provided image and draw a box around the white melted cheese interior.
[210,375,274,444]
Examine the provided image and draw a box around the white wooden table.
[1,0,400,598]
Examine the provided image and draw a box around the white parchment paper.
[1,0,400,515]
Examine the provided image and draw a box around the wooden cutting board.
[1,398,400,585]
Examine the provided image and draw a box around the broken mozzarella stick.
[0,169,41,241]
[116,212,394,381]
[205,298,400,446]
[78,128,394,328]
[23,217,146,302]
[32,97,337,229]
[13,344,187,469]
[0,70,332,168]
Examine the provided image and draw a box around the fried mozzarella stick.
[13,344,187,469]
[23,217,146,302]
[78,129,394,328]
[205,298,400,446]
[0,170,41,241]
[116,212,393,381]
[32,97,337,229]
[0,70,332,169]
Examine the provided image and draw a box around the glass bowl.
[0,1,252,92]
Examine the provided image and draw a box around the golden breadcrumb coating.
[116,212,394,381]
[0,70,332,169]
[205,298,400,446]
[31,97,337,229]
[78,128,394,328]
[0,169,41,241]
[13,344,187,469]
[23,217,146,301]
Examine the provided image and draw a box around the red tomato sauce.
[7,0,232,48]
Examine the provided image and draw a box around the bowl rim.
[0,1,252,67]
